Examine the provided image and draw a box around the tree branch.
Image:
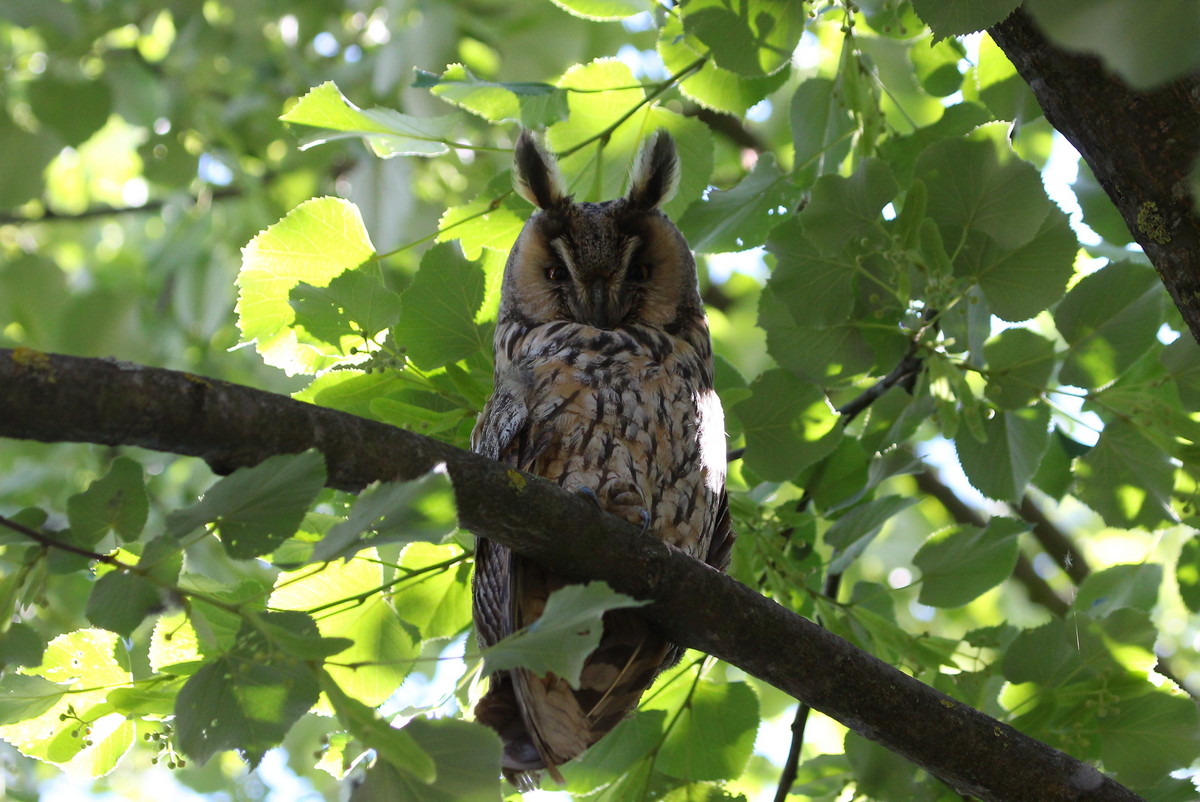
[989,9,1200,344]
[0,186,244,225]
[0,348,1141,802]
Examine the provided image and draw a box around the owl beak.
[585,283,622,329]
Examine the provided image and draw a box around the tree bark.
[0,347,1142,801]
[989,8,1200,344]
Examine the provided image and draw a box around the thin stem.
[557,55,708,160]
[773,572,842,802]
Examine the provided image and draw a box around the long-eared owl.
[471,130,733,789]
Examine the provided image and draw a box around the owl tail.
[476,612,672,791]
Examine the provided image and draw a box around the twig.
[837,330,926,424]
[0,187,243,225]
[1015,495,1090,584]
[773,572,841,802]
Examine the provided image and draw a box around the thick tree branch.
[0,348,1140,801]
[989,9,1200,343]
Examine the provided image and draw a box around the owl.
[471,129,733,789]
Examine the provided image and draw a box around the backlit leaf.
[1055,262,1164,389]
[481,582,648,687]
[271,550,419,708]
[282,81,456,157]
[238,197,376,374]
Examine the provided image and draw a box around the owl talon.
[637,509,651,535]
[576,486,602,507]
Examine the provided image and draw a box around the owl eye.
[627,261,653,283]
[544,263,568,283]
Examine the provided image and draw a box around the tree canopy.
[2,1,1200,800]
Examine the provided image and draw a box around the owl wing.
[704,489,735,572]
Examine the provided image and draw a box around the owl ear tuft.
[627,129,680,210]
[512,130,568,209]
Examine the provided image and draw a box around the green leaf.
[394,242,488,370]
[791,77,857,184]
[763,219,858,327]
[394,543,472,642]
[911,0,1022,36]
[1075,420,1175,529]
[682,0,804,77]
[826,496,919,573]
[271,550,420,708]
[879,103,995,186]
[28,75,112,148]
[1001,617,1112,687]
[0,622,45,667]
[354,717,502,802]
[653,680,758,782]
[319,671,437,783]
[546,60,713,219]
[927,351,986,442]
[436,172,527,259]
[106,681,183,717]
[1074,563,1162,619]
[910,37,966,97]
[0,629,132,770]
[1055,262,1165,389]
[85,572,161,637]
[757,284,877,384]
[417,64,567,128]
[0,111,59,207]
[549,0,644,20]
[917,137,1051,250]
[732,369,841,482]
[915,518,1026,607]
[1177,538,1200,613]
[975,34,1040,124]
[678,155,800,254]
[955,406,1051,501]
[238,197,377,374]
[0,674,66,726]
[1099,692,1200,787]
[481,582,648,688]
[66,457,148,545]
[561,709,667,793]
[282,81,456,157]
[658,15,790,116]
[311,470,458,563]
[800,158,898,255]
[1025,0,1200,89]
[290,268,402,352]
[1073,160,1133,245]
[845,731,917,798]
[983,328,1056,409]
[1162,336,1200,409]
[174,614,320,768]
[166,450,326,560]
[955,207,1078,323]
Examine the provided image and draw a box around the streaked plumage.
[471,129,733,789]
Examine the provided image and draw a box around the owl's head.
[498,130,704,335]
